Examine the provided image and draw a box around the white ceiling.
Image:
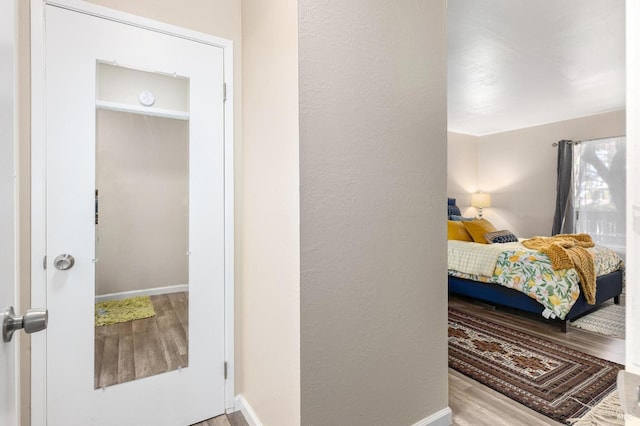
[447,0,625,136]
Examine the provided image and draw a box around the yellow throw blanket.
[522,234,596,304]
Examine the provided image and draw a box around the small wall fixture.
[138,91,156,107]
[471,193,491,218]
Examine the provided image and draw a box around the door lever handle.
[54,254,75,270]
[2,306,48,342]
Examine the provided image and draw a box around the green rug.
[95,296,155,327]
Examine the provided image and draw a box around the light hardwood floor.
[94,293,252,425]
[95,292,621,425]
[95,293,251,425]
[94,292,189,388]
[448,294,624,426]
[192,412,249,426]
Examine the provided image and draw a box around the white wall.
[299,1,450,425]
[95,110,189,296]
[447,131,479,217]
[448,110,625,237]
[240,0,301,425]
[96,62,190,112]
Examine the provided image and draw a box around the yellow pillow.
[463,218,497,244]
[448,220,473,242]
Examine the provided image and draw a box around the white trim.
[45,0,231,49]
[94,284,188,303]
[234,395,263,426]
[410,407,452,426]
[30,1,47,424]
[223,39,235,413]
[11,0,20,421]
[626,0,640,375]
[231,398,452,426]
[2,1,20,424]
[30,0,235,423]
[95,100,189,120]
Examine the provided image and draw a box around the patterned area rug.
[95,296,156,327]
[570,304,625,338]
[448,308,623,424]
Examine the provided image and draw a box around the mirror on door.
[94,63,190,388]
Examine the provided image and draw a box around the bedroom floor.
[448,294,625,426]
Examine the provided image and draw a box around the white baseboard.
[95,284,188,303]
[234,394,263,426]
[411,407,452,426]
[233,396,449,426]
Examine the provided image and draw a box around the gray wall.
[299,1,449,425]
[447,110,625,238]
[476,110,625,238]
[447,131,479,216]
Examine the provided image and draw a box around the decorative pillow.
[447,197,456,206]
[484,230,518,244]
[447,205,462,217]
[462,218,497,244]
[447,220,473,242]
[448,215,474,221]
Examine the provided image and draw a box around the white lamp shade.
[471,193,491,208]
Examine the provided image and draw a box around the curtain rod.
[551,140,574,147]
[551,135,625,147]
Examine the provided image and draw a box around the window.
[573,136,626,260]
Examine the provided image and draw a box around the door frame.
[30,0,235,422]
[627,0,640,376]
[1,0,19,425]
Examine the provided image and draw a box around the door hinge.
[43,255,47,270]
[223,83,227,102]
[224,361,228,380]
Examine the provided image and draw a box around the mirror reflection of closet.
[94,62,190,388]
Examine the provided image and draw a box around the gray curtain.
[551,140,574,235]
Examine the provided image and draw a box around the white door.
[0,1,18,425]
[43,5,226,425]
[627,0,640,377]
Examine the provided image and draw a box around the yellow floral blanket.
[448,240,622,320]
[522,234,596,304]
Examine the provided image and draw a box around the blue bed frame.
[446,198,623,332]
[448,269,624,332]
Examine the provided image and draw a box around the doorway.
[446,1,629,423]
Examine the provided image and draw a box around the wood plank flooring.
[192,412,249,426]
[448,294,625,426]
[94,292,251,425]
[95,291,622,425]
[94,292,189,388]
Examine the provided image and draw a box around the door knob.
[54,253,75,270]
[2,306,48,342]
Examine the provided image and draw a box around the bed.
[446,198,624,332]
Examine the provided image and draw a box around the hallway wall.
[241,0,301,424]
[299,1,450,424]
